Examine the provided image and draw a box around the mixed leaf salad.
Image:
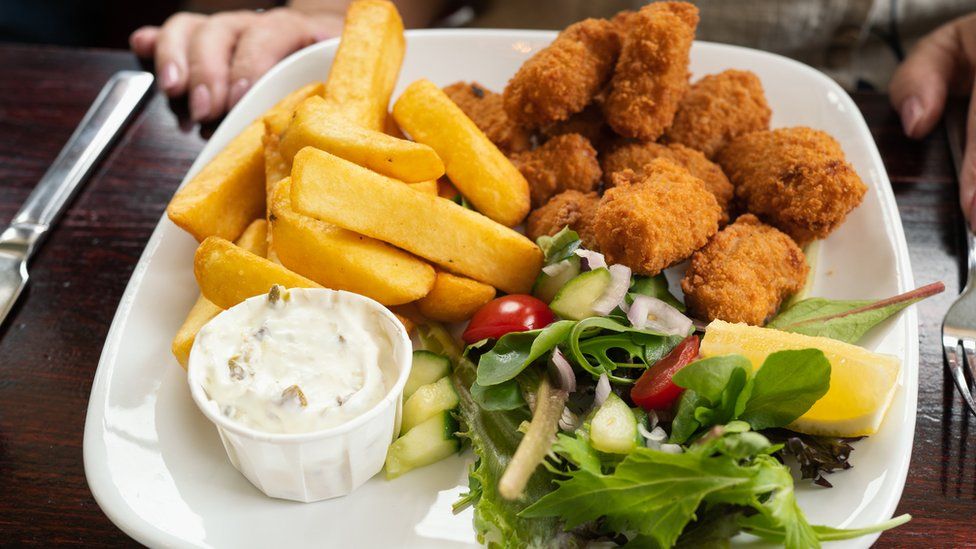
[400,228,940,548]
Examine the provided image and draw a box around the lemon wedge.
[700,320,901,437]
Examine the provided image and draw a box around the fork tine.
[944,335,976,416]
[961,339,976,383]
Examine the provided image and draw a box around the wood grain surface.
[0,43,972,546]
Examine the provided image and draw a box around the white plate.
[84,30,917,548]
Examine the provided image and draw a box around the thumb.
[962,87,976,231]
[889,23,959,139]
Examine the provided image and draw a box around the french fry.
[171,219,268,368]
[270,178,435,305]
[408,180,438,195]
[194,236,321,310]
[416,271,496,323]
[262,122,290,261]
[167,83,324,242]
[264,82,325,136]
[392,79,531,227]
[279,96,444,182]
[291,148,543,294]
[323,0,404,131]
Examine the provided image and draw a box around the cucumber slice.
[404,351,451,398]
[385,411,459,479]
[401,377,459,433]
[532,256,582,303]
[549,267,611,320]
[590,393,638,454]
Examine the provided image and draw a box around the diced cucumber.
[386,411,460,479]
[532,256,582,303]
[401,377,459,433]
[549,267,611,320]
[590,393,638,454]
[404,351,452,398]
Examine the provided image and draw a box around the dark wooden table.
[0,43,973,547]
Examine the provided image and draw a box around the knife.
[0,70,154,327]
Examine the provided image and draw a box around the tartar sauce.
[193,286,394,434]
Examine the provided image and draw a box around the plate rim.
[83,28,918,548]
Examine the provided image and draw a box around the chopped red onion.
[558,407,580,432]
[542,259,572,277]
[592,264,632,315]
[627,295,693,336]
[574,249,606,271]
[593,373,611,407]
[550,347,576,393]
[659,443,683,454]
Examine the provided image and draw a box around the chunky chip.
[416,271,497,323]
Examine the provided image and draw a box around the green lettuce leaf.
[476,321,576,386]
[738,350,831,430]
[628,274,685,312]
[471,379,525,411]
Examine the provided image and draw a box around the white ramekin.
[187,288,412,503]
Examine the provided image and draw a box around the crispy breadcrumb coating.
[511,133,602,207]
[681,214,807,325]
[716,127,867,245]
[593,157,720,275]
[526,190,601,249]
[503,19,621,129]
[541,102,611,149]
[603,2,698,140]
[443,81,532,154]
[601,141,733,222]
[666,70,772,159]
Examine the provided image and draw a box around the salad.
[388,227,942,548]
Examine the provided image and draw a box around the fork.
[941,102,976,417]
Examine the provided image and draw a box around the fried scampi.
[526,190,600,249]
[682,214,808,326]
[511,133,602,207]
[666,69,772,158]
[443,81,531,154]
[594,158,720,275]
[717,127,867,245]
[603,2,698,140]
[503,18,621,128]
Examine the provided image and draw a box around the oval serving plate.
[84,30,916,548]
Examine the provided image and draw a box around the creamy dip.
[192,286,393,434]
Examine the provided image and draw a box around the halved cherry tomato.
[630,335,700,411]
[462,295,556,344]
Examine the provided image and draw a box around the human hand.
[129,8,343,122]
[890,13,976,229]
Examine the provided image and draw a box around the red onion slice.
[627,295,693,336]
[542,259,572,277]
[574,249,606,271]
[592,264,632,315]
[550,347,576,393]
[593,373,611,407]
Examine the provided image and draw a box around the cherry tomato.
[462,295,556,344]
[630,335,700,411]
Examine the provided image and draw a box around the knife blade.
[0,70,153,328]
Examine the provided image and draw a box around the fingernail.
[160,62,180,92]
[900,96,923,138]
[228,79,249,108]
[190,85,211,121]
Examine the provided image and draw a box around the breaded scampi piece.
[503,19,621,129]
[443,81,531,154]
[666,70,772,159]
[603,2,698,140]
[593,158,720,275]
[541,103,611,149]
[511,133,602,207]
[716,127,867,245]
[681,214,807,326]
[526,190,600,249]
[601,141,733,223]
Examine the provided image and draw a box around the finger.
[129,26,159,58]
[963,83,976,230]
[154,13,205,97]
[186,12,254,121]
[227,11,317,108]
[889,23,959,139]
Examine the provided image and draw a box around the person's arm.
[890,13,976,229]
[129,0,442,122]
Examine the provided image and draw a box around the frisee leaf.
[476,321,576,386]
[766,282,944,343]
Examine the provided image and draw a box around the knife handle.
[1,70,154,259]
